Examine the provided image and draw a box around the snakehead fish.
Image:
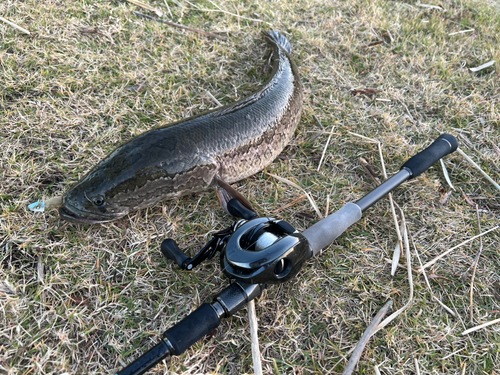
[59,31,303,224]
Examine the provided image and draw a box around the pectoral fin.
[215,177,256,216]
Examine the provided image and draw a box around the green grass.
[1,0,500,374]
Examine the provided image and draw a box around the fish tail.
[264,30,292,54]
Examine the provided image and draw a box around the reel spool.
[221,217,311,285]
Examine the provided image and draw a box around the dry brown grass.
[1,0,499,374]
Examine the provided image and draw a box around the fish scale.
[59,31,304,224]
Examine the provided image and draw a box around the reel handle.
[161,239,192,269]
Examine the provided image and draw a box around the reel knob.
[161,239,193,269]
[221,217,311,285]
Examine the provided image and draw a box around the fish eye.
[92,196,105,206]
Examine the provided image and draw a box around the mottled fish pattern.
[60,31,303,224]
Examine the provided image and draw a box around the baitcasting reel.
[161,199,312,285]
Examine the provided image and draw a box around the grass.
[1,0,499,374]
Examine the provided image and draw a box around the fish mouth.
[59,206,120,224]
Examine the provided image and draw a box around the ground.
[1,0,499,374]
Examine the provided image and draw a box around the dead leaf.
[278,151,296,160]
[69,296,89,305]
[126,81,148,92]
[440,159,455,191]
[359,157,381,183]
[351,88,380,96]
[297,211,316,219]
[462,192,476,206]
[366,40,383,47]
[439,191,452,205]
[469,60,495,72]
[417,3,445,11]
[80,27,100,34]
[428,274,452,282]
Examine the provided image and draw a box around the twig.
[131,11,227,40]
[267,173,323,219]
[127,0,163,17]
[384,195,403,275]
[342,300,393,375]
[469,205,483,323]
[184,0,200,9]
[433,295,456,316]
[317,123,335,171]
[448,29,474,36]
[416,2,445,11]
[440,159,455,191]
[442,347,465,360]
[247,300,263,375]
[391,220,406,276]
[273,194,307,214]
[313,115,325,129]
[205,91,222,106]
[374,208,414,333]
[457,148,500,192]
[162,0,173,18]
[347,131,379,144]
[461,317,500,335]
[414,357,421,375]
[359,158,381,184]
[418,226,498,271]
[0,16,30,35]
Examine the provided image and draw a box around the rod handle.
[302,203,363,256]
[161,239,191,269]
[401,134,458,179]
[163,303,221,355]
[116,341,171,375]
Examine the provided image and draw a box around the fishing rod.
[116,134,458,375]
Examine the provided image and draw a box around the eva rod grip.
[116,340,171,375]
[302,203,363,257]
[163,303,220,355]
[401,134,458,179]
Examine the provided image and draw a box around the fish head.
[59,168,129,224]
